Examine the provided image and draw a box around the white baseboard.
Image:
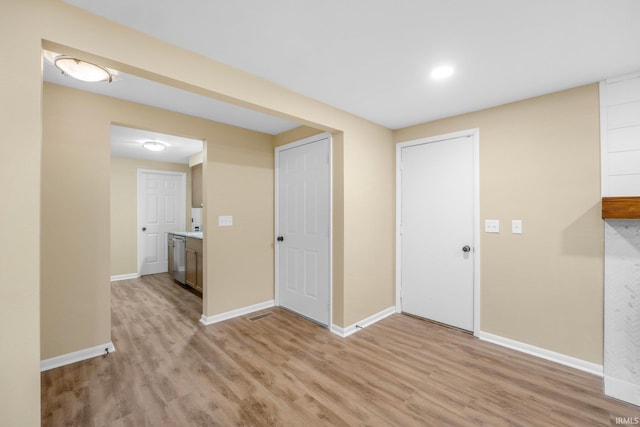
[605,377,640,406]
[110,273,139,282]
[200,300,275,326]
[40,342,116,372]
[479,331,603,377]
[331,306,396,338]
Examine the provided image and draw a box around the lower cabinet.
[185,237,203,292]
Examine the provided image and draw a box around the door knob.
[462,245,471,252]
[142,227,147,232]
[277,236,284,242]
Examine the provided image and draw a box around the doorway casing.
[137,168,187,277]
[395,128,481,337]
[274,132,333,328]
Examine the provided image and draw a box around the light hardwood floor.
[42,273,640,426]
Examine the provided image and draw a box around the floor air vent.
[247,312,274,322]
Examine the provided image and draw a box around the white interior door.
[138,170,186,276]
[276,135,331,326]
[399,134,475,331]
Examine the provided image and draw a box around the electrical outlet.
[485,219,500,233]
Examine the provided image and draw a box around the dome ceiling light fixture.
[142,141,168,152]
[53,56,113,83]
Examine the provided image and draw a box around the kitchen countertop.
[171,231,203,239]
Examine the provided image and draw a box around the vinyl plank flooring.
[42,273,640,426]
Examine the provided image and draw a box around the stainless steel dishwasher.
[172,235,186,284]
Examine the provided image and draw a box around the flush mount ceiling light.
[53,56,113,83]
[142,141,168,152]
[430,65,455,80]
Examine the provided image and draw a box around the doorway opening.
[275,133,332,327]
[396,129,480,336]
[110,125,203,282]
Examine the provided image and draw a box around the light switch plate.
[485,219,500,233]
[218,215,233,227]
[512,220,523,234]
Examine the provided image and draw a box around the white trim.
[137,169,187,277]
[330,306,396,338]
[199,300,275,325]
[395,142,403,316]
[479,331,603,377]
[472,130,481,336]
[395,128,481,336]
[604,376,640,406]
[328,136,333,330]
[137,169,189,176]
[274,132,333,326]
[110,273,139,282]
[40,342,116,372]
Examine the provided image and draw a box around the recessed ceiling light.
[430,65,455,80]
[53,56,113,83]
[143,141,168,152]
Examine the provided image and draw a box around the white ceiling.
[61,0,640,130]
[110,125,203,165]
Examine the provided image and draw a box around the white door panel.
[400,136,475,331]
[138,171,186,276]
[277,136,330,326]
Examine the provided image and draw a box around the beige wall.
[204,132,275,314]
[395,84,603,363]
[41,84,112,360]
[342,125,396,325]
[110,157,191,277]
[0,3,42,425]
[274,125,324,147]
[331,133,346,326]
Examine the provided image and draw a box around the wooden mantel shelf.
[602,197,640,219]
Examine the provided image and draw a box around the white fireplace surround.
[604,221,640,406]
[601,72,640,406]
